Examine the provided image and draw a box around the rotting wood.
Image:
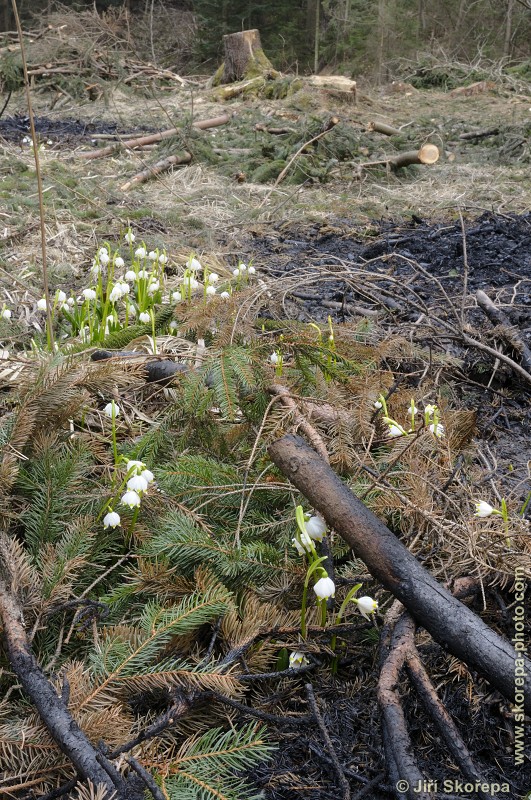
[268,433,531,714]
[459,128,499,140]
[77,114,230,160]
[120,151,192,191]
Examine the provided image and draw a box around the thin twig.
[305,683,350,800]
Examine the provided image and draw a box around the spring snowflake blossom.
[127,474,149,494]
[121,490,141,509]
[474,501,494,518]
[313,576,335,600]
[289,651,309,668]
[356,596,378,620]
[103,510,121,529]
[103,401,120,418]
[305,515,327,541]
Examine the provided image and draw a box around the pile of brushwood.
[0,212,529,799]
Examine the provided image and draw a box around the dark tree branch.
[0,580,131,798]
[268,434,531,713]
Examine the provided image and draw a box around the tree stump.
[215,29,278,85]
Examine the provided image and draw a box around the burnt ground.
[238,212,531,799]
[0,114,148,146]
[244,212,531,502]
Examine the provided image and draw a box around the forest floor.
[0,44,530,800]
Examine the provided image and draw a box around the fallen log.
[268,433,531,713]
[120,151,192,191]
[78,114,230,160]
[359,143,439,171]
[367,120,401,136]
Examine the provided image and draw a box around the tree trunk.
[268,434,531,714]
[220,29,275,83]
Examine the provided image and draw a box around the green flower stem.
[150,310,157,354]
[111,404,118,467]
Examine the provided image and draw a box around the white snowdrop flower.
[374,400,383,409]
[247,266,256,274]
[124,230,135,244]
[206,285,216,296]
[126,459,145,474]
[140,468,154,484]
[109,284,123,303]
[305,515,327,541]
[313,576,335,600]
[22,136,30,144]
[409,404,418,415]
[121,490,141,509]
[232,268,240,277]
[169,320,178,332]
[1,308,12,320]
[82,288,96,300]
[37,298,47,311]
[357,596,378,620]
[114,256,125,269]
[119,282,130,295]
[220,291,230,299]
[183,277,199,290]
[135,247,147,259]
[474,501,494,518]
[158,253,167,265]
[103,401,120,418]
[99,251,110,267]
[139,311,151,324]
[137,269,150,280]
[124,270,137,282]
[239,263,247,272]
[289,651,309,669]
[91,261,101,278]
[79,326,90,341]
[147,280,160,295]
[270,352,279,365]
[98,247,108,258]
[56,290,66,303]
[188,257,202,271]
[208,272,219,284]
[429,423,445,438]
[106,314,115,324]
[292,537,309,556]
[127,474,149,494]
[424,404,436,417]
[128,305,136,317]
[103,510,121,529]
[66,297,75,307]
[61,303,70,312]
[148,251,157,260]
[172,291,182,302]
[388,424,405,437]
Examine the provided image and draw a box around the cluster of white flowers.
[103,458,155,528]
[374,395,445,440]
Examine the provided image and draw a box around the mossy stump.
[212,29,279,86]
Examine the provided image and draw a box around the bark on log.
[78,115,230,160]
[120,151,192,191]
[367,121,401,136]
[220,30,277,84]
[0,581,127,797]
[268,434,531,713]
[358,144,439,171]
